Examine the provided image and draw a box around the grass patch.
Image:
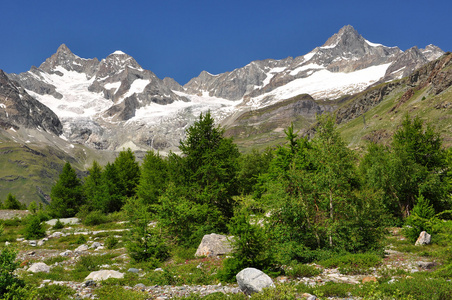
[94,285,147,300]
[357,273,452,300]
[285,262,322,278]
[318,253,382,275]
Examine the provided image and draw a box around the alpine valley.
[1,25,451,204]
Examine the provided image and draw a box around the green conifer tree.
[3,193,22,210]
[49,162,84,218]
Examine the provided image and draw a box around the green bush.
[403,194,436,243]
[75,234,87,244]
[3,193,25,210]
[0,247,25,296]
[52,219,64,230]
[23,214,46,240]
[83,210,107,226]
[318,253,382,275]
[358,273,452,300]
[94,285,147,300]
[36,284,74,300]
[105,236,119,249]
[285,262,321,278]
[217,210,274,282]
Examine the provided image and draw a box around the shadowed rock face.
[0,70,62,135]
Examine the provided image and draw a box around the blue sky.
[1,0,450,85]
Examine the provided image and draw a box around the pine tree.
[49,162,84,218]
[84,161,109,212]
[114,148,140,200]
[136,150,168,207]
[179,111,240,226]
[3,193,22,210]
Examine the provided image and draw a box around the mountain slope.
[335,52,452,148]
[5,25,445,155]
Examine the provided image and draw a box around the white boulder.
[236,268,274,295]
[415,231,431,246]
[28,262,50,273]
[85,270,124,281]
[195,233,233,257]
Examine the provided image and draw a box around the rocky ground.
[3,215,441,299]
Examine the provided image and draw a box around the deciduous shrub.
[23,214,46,240]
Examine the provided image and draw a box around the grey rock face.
[195,233,233,257]
[415,231,431,246]
[236,268,275,295]
[85,270,124,281]
[28,262,50,273]
[0,70,62,135]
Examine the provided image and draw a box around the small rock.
[5,241,10,246]
[362,276,378,283]
[49,232,63,239]
[236,268,274,295]
[16,238,24,242]
[60,250,72,256]
[27,251,35,256]
[388,278,397,284]
[91,242,102,249]
[28,262,50,273]
[128,268,139,273]
[29,240,37,247]
[37,240,45,246]
[84,280,96,287]
[154,268,164,272]
[415,231,431,246]
[134,283,146,291]
[417,261,436,269]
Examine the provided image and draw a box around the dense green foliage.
[44,112,452,281]
[23,214,46,240]
[360,115,448,218]
[48,162,84,218]
[3,193,24,210]
[0,247,25,298]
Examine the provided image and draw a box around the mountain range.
[0,25,450,203]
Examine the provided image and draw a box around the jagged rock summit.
[5,25,444,153]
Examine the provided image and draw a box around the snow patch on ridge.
[249,63,391,108]
[127,91,237,126]
[121,79,150,100]
[365,40,383,47]
[26,66,113,119]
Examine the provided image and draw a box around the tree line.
[46,111,452,278]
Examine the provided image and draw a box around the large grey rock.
[28,262,50,273]
[74,244,89,253]
[236,268,274,295]
[85,270,124,281]
[415,231,431,246]
[195,233,233,257]
[45,218,80,226]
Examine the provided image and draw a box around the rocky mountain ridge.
[4,25,445,154]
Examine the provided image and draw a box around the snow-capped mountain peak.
[6,26,445,153]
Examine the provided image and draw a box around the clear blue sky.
[1,0,450,85]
